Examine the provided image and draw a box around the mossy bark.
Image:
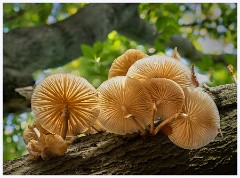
[3,83,237,175]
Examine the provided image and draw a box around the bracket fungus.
[97,76,153,135]
[166,87,221,149]
[31,73,98,139]
[126,55,192,88]
[108,49,148,79]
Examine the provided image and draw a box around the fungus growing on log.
[97,76,153,135]
[143,78,185,134]
[126,55,192,88]
[143,78,185,120]
[166,87,221,149]
[31,73,98,139]
[108,49,148,79]
[26,125,67,160]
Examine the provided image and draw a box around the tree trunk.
[3,3,236,115]
[3,83,237,175]
[3,3,156,114]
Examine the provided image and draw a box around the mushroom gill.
[97,76,153,135]
[126,55,192,88]
[143,78,185,120]
[31,73,98,139]
[108,49,148,79]
[167,87,221,149]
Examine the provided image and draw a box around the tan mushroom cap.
[108,49,148,79]
[27,133,67,160]
[143,78,185,120]
[31,73,98,137]
[168,87,220,149]
[97,76,153,135]
[126,55,192,88]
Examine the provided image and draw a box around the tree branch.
[3,84,237,175]
[4,3,151,114]
[3,3,236,115]
[168,35,235,65]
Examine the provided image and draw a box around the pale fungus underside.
[31,73,98,138]
[167,87,220,149]
[143,78,185,120]
[97,76,153,135]
[126,55,192,88]
[22,48,222,161]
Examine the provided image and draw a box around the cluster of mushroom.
[23,48,221,160]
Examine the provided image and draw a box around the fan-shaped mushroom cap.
[31,73,98,137]
[108,49,148,79]
[126,55,192,88]
[143,78,185,120]
[27,133,68,160]
[168,87,220,149]
[97,76,153,135]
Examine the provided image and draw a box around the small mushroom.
[126,55,192,88]
[26,127,68,160]
[31,73,98,139]
[108,49,148,79]
[166,87,221,149]
[143,78,185,134]
[97,76,153,135]
[171,47,181,60]
[143,78,185,120]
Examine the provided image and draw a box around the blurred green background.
[3,3,237,161]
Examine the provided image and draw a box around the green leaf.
[93,41,103,54]
[81,44,94,59]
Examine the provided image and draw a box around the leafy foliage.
[3,3,237,160]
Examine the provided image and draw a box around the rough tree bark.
[3,3,236,115]
[3,83,237,175]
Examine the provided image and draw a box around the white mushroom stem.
[150,103,157,134]
[124,114,146,135]
[28,124,41,138]
[61,104,70,139]
[153,113,185,136]
[122,105,146,135]
[33,128,41,138]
